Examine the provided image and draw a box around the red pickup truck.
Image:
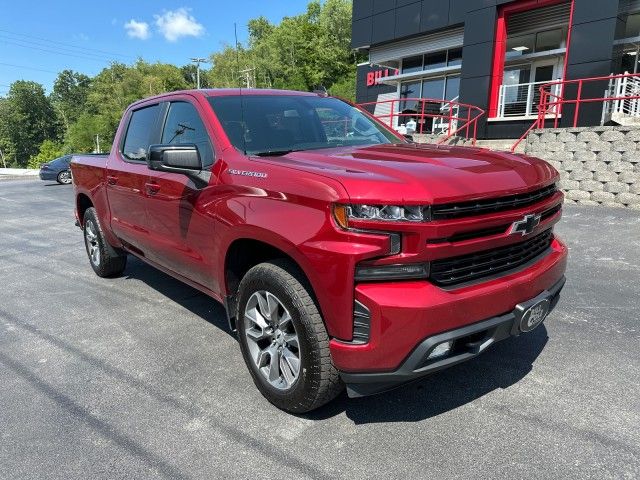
[71,89,567,413]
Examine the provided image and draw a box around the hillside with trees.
[0,0,359,168]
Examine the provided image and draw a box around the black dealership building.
[352,0,640,139]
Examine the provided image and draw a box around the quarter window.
[162,101,214,167]
[122,105,160,161]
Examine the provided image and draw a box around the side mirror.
[147,144,202,174]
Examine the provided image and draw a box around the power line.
[0,35,125,62]
[0,38,119,63]
[0,28,136,60]
[0,62,59,74]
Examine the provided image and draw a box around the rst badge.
[509,213,541,236]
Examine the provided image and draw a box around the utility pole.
[95,135,100,154]
[239,67,255,88]
[190,57,208,89]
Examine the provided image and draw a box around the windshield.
[208,95,404,155]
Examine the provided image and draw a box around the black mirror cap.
[147,144,202,173]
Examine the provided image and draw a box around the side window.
[162,101,214,167]
[122,104,160,161]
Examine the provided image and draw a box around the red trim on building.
[488,0,575,118]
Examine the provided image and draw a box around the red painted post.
[466,107,471,139]
[551,90,557,127]
[390,99,395,129]
[420,99,426,134]
[573,80,582,127]
[473,117,478,146]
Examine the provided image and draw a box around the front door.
[106,104,161,253]
[144,98,218,288]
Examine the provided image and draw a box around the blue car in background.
[39,155,73,184]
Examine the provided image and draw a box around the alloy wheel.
[85,220,100,267]
[243,290,301,390]
[59,171,72,184]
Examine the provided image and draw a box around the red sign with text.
[366,68,399,87]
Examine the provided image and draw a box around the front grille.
[431,184,557,220]
[430,229,553,287]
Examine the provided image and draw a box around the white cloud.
[125,19,150,40]
[154,8,204,42]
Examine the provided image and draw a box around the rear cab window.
[122,104,160,161]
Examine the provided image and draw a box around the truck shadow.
[123,256,234,338]
[306,326,548,424]
[123,256,548,424]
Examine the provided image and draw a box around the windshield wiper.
[253,149,299,157]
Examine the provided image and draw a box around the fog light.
[355,263,429,281]
[427,341,453,360]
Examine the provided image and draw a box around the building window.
[400,76,460,108]
[399,81,422,111]
[399,47,463,75]
[424,51,447,70]
[506,34,536,58]
[447,48,463,67]
[445,75,460,100]
[506,28,565,59]
[623,13,640,39]
[402,55,423,74]
[535,28,563,52]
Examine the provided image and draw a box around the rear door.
[143,97,218,287]
[106,103,161,253]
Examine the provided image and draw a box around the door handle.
[107,175,118,185]
[145,182,160,195]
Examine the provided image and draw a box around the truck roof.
[127,88,322,109]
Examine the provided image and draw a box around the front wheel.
[236,260,343,413]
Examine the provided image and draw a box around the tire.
[57,170,72,184]
[83,207,127,278]
[236,260,343,413]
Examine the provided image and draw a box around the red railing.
[358,98,485,146]
[511,73,640,152]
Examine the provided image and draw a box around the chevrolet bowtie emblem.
[509,213,541,236]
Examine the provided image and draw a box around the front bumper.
[341,276,565,397]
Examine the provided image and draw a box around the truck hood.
[261,143,558,204]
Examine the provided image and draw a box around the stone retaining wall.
[525,126,640,208]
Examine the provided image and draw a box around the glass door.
[531,59,560,114]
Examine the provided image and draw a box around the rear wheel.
[83,207,127,277]
[57,170,72,184]
[236,260,343,413]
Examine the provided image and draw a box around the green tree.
[27,139,64,169]
[69,60,191,152]
[51,70,91,130]
[0,81,61,167]
[206,0,360,93]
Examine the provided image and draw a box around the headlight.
[333,204,431,228]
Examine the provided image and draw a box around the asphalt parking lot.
[0,178,638,480]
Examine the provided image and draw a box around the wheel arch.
[223,237,321,333]
[76,193,94,226]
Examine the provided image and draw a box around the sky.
[0,0,310,95]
